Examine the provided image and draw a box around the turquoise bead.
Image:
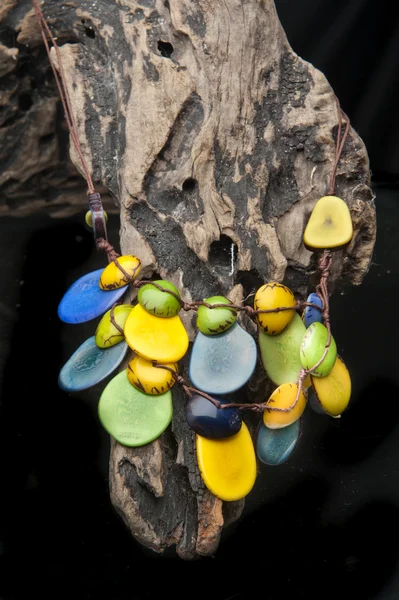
[58,336,129,392]
[256,419,301,465]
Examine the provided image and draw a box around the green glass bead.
[137,280,181,318]
[98,371,173,447]
[196,296,237,335]
[258,312,306,386]
[300,322,337,377]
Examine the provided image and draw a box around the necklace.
[31,0,374,558]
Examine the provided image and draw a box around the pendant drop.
[124,303,189,363]
[258,312,305,386]
[189,322,257,395]
[58,269,128,324]
[98,371,173,446]
[195,421,257,501]
[256,419,301,465]
[58,337,129,392]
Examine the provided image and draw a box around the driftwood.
[0,0,376,559]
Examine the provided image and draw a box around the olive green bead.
[138,280,181,318]
[196,296,237,335]
[95,304,133,348]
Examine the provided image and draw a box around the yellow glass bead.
[254,282,296,335]
[124,303,189,363]
[196,421,257,502]
[311,355,351,416]
[127,355,178,395]
[263,383,306,429]
[85,210,108,228]
[99,255,141,290]
[303,195,353,249]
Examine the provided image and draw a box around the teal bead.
[58,337,128,392]
[300,322,337,377]
[196,295,237,335]
[256,419,301,465]
[138,280,181,318]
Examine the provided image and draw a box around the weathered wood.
[0,0,376,558]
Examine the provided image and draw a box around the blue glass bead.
[303,292,323,328]
[189,323,257,395]
[186,394,242,439]
[58,269,128,324]
[256,419,301,466]
[58,336,129,392]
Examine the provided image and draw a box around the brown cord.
[129,279,323,318]
[153,364,308,414]
[31,0,112,252]
[31,0,95,195]
[109,304,125,336]
[96,239,120,262]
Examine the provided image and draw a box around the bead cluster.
[58,194,353,502]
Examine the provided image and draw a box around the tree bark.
[0,0,376,559]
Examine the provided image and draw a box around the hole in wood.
[18,93,33,112]
[182,178,197,192]
[84,26,95,39]
[157,40,174,58]
[40,133,55,147]
[209,235,238,277]
[0,26,17,48]
[236,269,265,304]
[149,271,162,281]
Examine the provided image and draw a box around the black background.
[1,1,399,598]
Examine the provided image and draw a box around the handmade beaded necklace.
[33,0,353,503]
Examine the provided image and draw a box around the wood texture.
[0,0,376,559]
